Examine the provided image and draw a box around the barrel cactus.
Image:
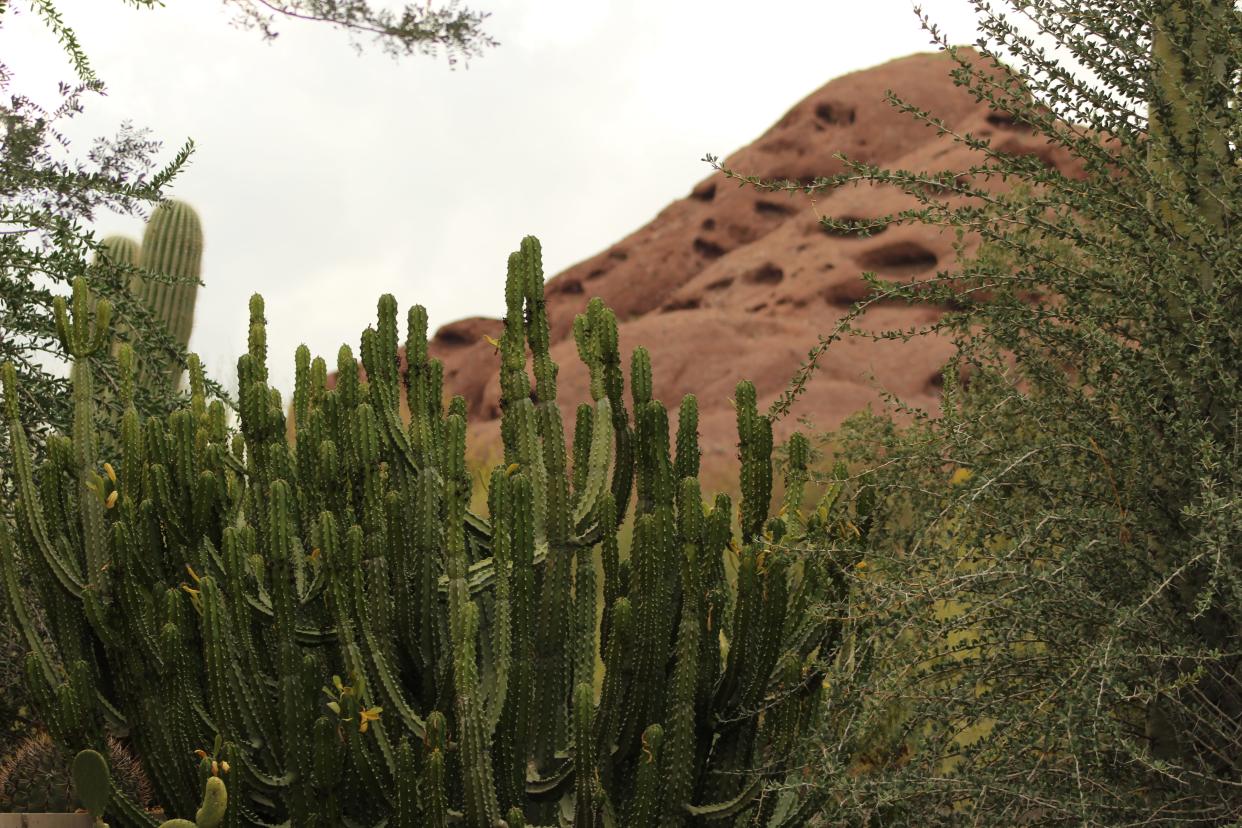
[0,732,152,815]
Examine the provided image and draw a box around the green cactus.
[92,202,203,395]
[0,732,152,817]
[156,774,226,828]
[71,749,110,826]
[92,202,204,394]
[0,239,869,826]
[138,201,203,388]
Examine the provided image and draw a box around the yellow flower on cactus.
[950,467,973,486]
[103,462,117,484]
[359,706,383,733]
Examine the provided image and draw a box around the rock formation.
[344,48,1088,487]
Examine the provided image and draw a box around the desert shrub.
[710,1,1241,823]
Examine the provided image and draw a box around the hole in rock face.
[706,276,734,291]
[661,297,701,313]
[691,181,717,201]
[555,279,584,295]
[986,111,1025,130]
[822,280,873,307]
[701,217,716,230]
[433,327,474,347]
[814,215,888,238]
[693,238,726,259]
[748,302,768,312]
[815,101,856,125]
[926,363,974,393]
[608,249,628,261]
[745,263,784,285]
[856,241,939,276]
[996,138,1057,169]
[587,268,606,280]
[754,200,796,217]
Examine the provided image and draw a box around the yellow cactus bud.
[105,490,118,509]
[103,462,117,483]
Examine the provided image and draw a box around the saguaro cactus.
[91,201,204,393]
[139,201,203,372]
[1,239,871,826]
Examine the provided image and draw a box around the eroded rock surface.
[338,48,1088,485]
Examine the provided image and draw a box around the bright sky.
[3,1,988,398]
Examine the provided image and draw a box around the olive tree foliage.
[709,0,1240,824]
[224,0,498,63]
[0,0,497,462]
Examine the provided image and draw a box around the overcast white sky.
[3,1,989,397]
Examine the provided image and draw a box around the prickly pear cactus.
[72,749,110,827]
[1,239,873,827]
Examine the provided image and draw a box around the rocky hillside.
[357,48,1086,485]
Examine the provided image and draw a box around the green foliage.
[709,0,1241,823]
[222,0,499,65]
[0,238,869,826]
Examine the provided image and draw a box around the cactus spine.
[1,239,867,826]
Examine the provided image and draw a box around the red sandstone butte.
[336,48,1089,486]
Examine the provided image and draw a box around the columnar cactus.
[1,239,871,826]
[91,200,204,393]
[139,201,203,387]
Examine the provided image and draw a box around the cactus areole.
[0,237,868,826]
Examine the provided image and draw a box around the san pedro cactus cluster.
[0,236,870,826]
[95,199,204,391]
